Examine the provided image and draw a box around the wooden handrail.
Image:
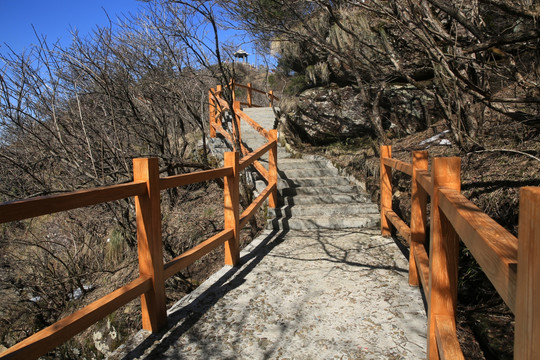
[237,109,270,138]
[382,157,413,176]
[239,141,275,171]
[380,145,539,359]
[439,188,518,312]
[0,276,152,359]
[239,182,276,229]
[384,208,411,242]
[163,229,234,279]
[0,181,147,224]
[160,167,233,190]
[0,82,281,358]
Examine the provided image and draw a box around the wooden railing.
[0,89,279,359]
[380,145,540,360]
[208,81,279,204]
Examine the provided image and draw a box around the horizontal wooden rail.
[237,110,270,138]
[384,208,411,242]
[239,182,276,229]
[383,157,413,176]
[1,276,152,359]
[0,181,147,224]
[239,102,262,108]
[438,188,518,312]
[416,170,433,196]
[160,167,233,190]
[413,244,430,294]
[380,145,540,359]
[212,123,235,145]
[232,83,280,101]
[434,315,465,360]
[239,141,275,171]
[164,229,233,279]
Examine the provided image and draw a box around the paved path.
[111,107,427,359]
[111,227,427,359]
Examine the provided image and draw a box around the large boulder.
[286,84,435,144]
[288,85,373,144]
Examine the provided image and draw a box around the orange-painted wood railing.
[208,80,278,204]
[0,89,279,358]
[380,145,539,360]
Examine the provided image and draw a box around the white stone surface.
[110,228,426,360]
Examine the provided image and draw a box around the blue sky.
[0,0,145,54]
[0,1,268,66]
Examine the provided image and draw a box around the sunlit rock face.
[288,84,435,144]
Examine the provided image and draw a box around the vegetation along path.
[111,108,427,359]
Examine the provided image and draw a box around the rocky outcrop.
[286,84,436,144]
[287,85,373,144]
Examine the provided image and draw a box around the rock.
[287,84,436,144]
[289,85,373,144]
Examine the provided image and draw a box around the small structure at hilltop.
[233,48,249,63]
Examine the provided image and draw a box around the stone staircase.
[271,157,379,230]
[225,107,380,231]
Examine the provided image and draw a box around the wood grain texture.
[428,157,460,360]
[237,110,269,138]
[434,315,465,360]
[514,187,540,360]
[163,229,234,279]
[439,188,518,313]
[239,183,277,229]
[233,101,242,144]
[384,209,411,242]
[380,145,392,236]
[410,151,429,286]
[0,181,146,224]
[247,82,252,107]
[414,244,431,295]
[0,276,151,360]
[239,141,274,171]
[224,152,240,266]
[416,170,433,196]
[160,168,233,190]
[268,130,278,209]
[382,157,413,176]
[133,158,167,332]
[209,88,216,138]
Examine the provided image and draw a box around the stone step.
[278,159,331,170]
[279,193,372,206]
[269,214,379,230]
[278,167,338,179]
[278,177,351,189]
[269,203,379,217]
[280,185,364,197]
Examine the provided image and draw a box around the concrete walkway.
[111,227,427,359]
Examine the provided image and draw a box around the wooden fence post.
[133,158,167,332]
[514,187,540,360]
[410,151,428,285]
[215,85,223,130]
[224,152,240,266]
[247,82,253,107]
[268,129,278,209]
[428,157,461,359]
[233,100,242,150]
[209,88,216,138]
[380,145,392,236]
[269,90,274,107]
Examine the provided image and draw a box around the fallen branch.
[466,149,540,163]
